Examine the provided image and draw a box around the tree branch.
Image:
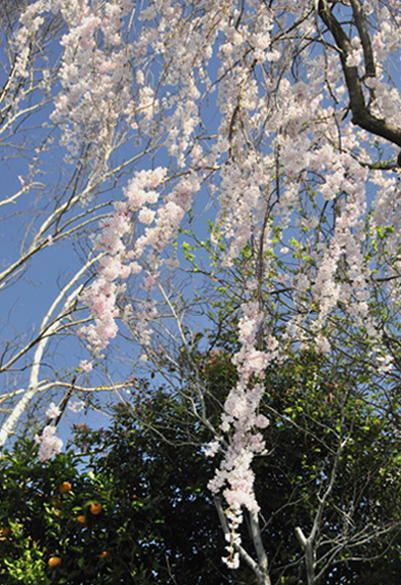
[214,497,271,585]
[318,0,401,146]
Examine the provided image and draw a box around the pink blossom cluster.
[135,174,200,257]
[308,157,372,342]
[46,403,61,420]
[79,360,93,373]
[208,302,272,562]
[217,153,269,266]
[35,425,63,462]
[14,0,134,166]
[134,1,208,164]
[79,169,200,354]
[78,168,165,354]
[79,278,119,355]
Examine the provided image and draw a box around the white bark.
[0,257,100,447]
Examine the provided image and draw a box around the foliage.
[0,393,252,585]
[2,353,401,584]
[196,346,401,583]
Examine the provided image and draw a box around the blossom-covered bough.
[2,1,401,583]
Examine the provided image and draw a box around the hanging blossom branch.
[207,300,277,569]
[14,0,136,167]
[79,168,200,356]
[214,496,271,585]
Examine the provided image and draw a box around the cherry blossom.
[10,0,401,577]
[35,425,63,462]
[45,402,61,420]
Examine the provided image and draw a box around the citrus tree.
[0,392,250,585]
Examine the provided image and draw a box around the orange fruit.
[99,551,108,559]
[48,556,62,568]
[0,526,10,537]
[59,482,72,495]
[77,515,86,524]
[90,502,102,515]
